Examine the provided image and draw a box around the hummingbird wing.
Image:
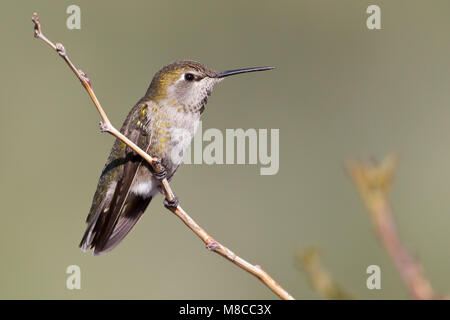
[80,99,155,255]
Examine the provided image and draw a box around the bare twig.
[31,13,294,300]
[298,247,352,299]
[347,155,435,299]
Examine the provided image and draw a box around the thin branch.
[347,155,435,300]
[31,13,294,300]
[298,247,352,300]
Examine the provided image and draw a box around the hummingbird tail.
[79,194,153,255]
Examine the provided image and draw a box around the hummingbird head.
[146,60,274,113]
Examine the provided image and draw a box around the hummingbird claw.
[151,158,167,180]
[164,195,179,209]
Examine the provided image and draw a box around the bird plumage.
[80,61,217,255]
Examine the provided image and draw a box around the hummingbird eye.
[184,73,195,81]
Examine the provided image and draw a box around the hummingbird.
[79,60,273,255]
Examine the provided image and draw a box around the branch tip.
[31,12,41,37]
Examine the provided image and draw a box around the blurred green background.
[0,0,449,299]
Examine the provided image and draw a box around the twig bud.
[55,43,66,56]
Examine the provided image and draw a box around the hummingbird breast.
[131,101,200,197]
[159,106,201,175]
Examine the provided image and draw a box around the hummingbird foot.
[150,158,168,180]
[164,195,179,209]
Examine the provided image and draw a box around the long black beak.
[213,66,275,78]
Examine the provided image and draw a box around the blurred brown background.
[0,0,449,299]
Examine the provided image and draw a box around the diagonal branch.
[347,155,435,299]
[31,13,294,300]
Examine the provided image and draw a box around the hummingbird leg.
[164,195,179,209]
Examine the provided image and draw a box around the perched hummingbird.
[80,60,273,255]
